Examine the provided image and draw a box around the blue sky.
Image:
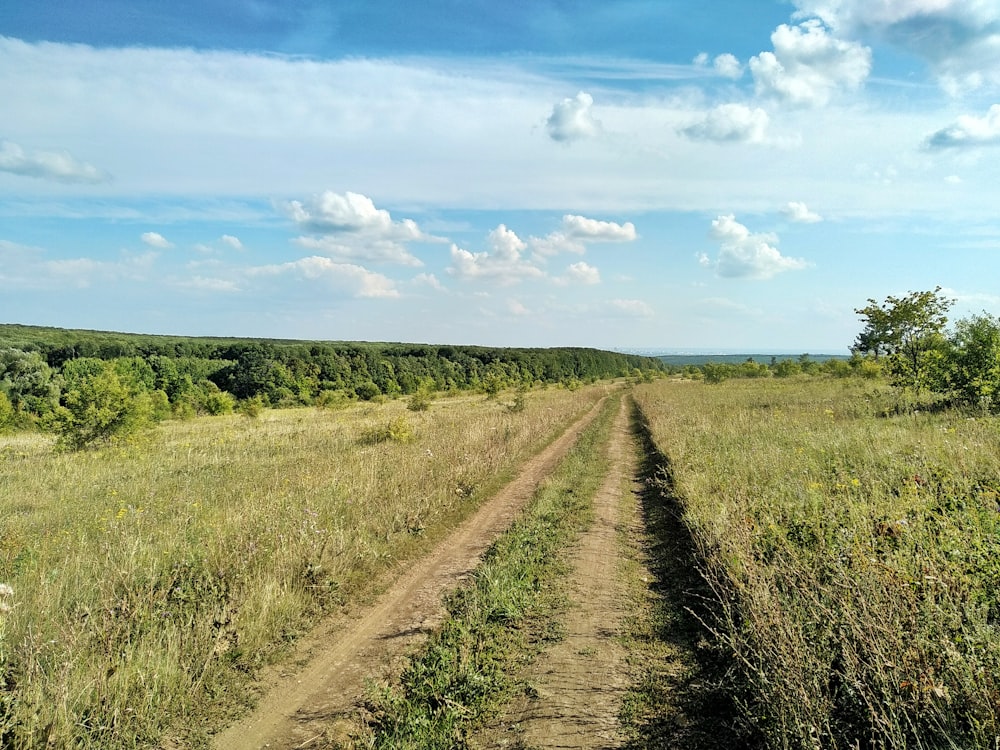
[2,1,1000,352]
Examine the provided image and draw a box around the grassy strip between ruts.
[352,393,621,749]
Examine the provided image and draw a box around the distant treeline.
[0,324,665,427]
[660,353,874,382]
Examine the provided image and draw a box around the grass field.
[633,378,1000,749]
[0,385,608,748]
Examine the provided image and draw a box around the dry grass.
[633,378,1000,749]
[0,384,610,748]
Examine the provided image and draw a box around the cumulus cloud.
[221,234,243,250]
[714,53,744,79]
[749,20,872,106]
[448,225,545,285]
[545,91,601,142]
[248,256,399,298]
[556,261,601,286]
[794,0,1000,93]
[532,214,637,256]
[561,214,637,242]
[0,140,109,184]
[700,214,808,279]
[782,201,824,222]
[284,190,430,266]
[924,104,1000,149]
[141,231,172,248]
[680,103,770,143]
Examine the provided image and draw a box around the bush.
[355,381,381,401]
[238,395,266,419]
[407,387,433,412]
[315,389,351,410]
[202,390,236,416]
[0,391,13,430]
[52,366,152,450]
[359,416,414,445]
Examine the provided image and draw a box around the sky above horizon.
[3,0,1000,352]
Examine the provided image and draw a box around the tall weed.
[634,378,1000,749]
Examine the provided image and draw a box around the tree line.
[0,325,665,444]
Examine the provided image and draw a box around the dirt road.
[474,393,637,749]
[212,398,608,750]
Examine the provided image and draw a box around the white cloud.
[714,53,744,79]
[794,0,1000,93]
[0,139,109,184]
[702,214,808,279]
[609,299,654,317]
[284,190,429,266]
[448,224,545,285]
[412,272,445,290]
[924,104,1000,149]
[782,201,823,223]
[286,190,421,237]
[556,261,601,286]
[248,256,399,298]
[531,214,637,256]
[680,103,770,143]
[546,91,601,142]
[42,251,157,288]
[507,299,531,316]
[749,20,872,106]
[221,234,243,250]
[294,236,424,267]
[176,276,241,293]
[561,214,637,242]
[141,231,172,248]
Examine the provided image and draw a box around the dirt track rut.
[212,398,607,750]
[475,394,636,749]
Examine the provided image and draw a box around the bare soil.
[210,398,607,750]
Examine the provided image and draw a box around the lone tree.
[853,287,953,390]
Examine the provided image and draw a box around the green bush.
[52,365,152,450]
[0,391,13,430]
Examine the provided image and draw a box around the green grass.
[0,384,610,748]
[355,393,621,749]
[633,378,1000,749]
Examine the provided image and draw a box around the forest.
[0,323,664,435]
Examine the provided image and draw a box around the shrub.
[0,391,13,430]
[52,366,152,450]
[238,394,266,418]
[315,389,351,410]
[359,416,414,445]
[355,381,381,401]
[203,390,236,416]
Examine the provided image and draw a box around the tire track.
[211,396,609,750]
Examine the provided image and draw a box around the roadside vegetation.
[633,377,1000,748]
[0,383,608,748]
[355,394,620,748]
